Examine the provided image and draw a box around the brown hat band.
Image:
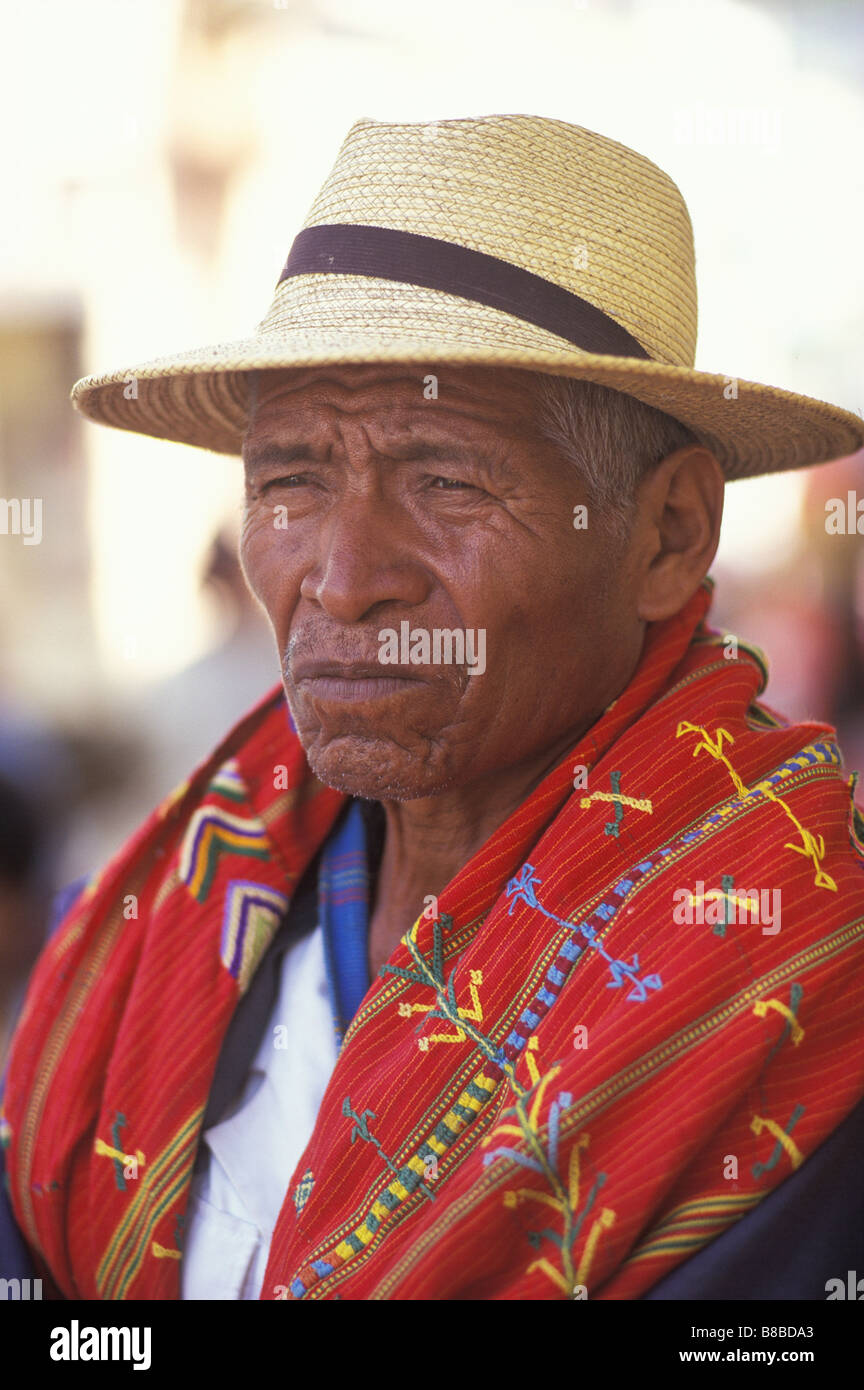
[278,223,651,360]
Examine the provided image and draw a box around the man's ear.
[634,444,725,623]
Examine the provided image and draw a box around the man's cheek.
[240,512,286,606]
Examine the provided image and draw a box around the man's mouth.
[291,659,429,703]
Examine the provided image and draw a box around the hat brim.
[70,329,863,481]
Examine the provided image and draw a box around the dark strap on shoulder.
[199,853,321,1136]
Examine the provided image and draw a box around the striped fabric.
[3,579,864,1300]
[318,801,374,1046]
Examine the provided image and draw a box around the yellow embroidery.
[488,1097,616,1297]
[579,790,653,814]
[752,997,804,1045]
[482,1063,565,1157]
[676,722,747,797]
[399,969,484,1049]
[687,888,759,915]
[576,1208,617,1287]
[94,1138,145,1170]
[782,828,836,891]
[525,1036,541,1087]
[677,723,838,891]
[750,1112,804,1171]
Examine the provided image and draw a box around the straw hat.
[71,114,863,479]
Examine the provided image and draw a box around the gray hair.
[527,372,700,533]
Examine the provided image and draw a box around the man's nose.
[299,492,431,623]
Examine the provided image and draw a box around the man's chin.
[302,732,455,802]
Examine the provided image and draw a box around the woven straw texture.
[70,115,863,479]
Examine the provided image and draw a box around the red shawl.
[4,582,864,1299]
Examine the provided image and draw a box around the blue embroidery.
[505,863,662,1003]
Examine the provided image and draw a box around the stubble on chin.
[290,707,460,802]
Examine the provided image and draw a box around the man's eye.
[258,474,309,490]
[428,476,478,491]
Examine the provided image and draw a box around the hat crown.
[294,114,697,367]
[70,116,864,475]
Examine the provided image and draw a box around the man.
[3,115,864,1301]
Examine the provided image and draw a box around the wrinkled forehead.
[243,363,544,450]
[247,363,545,415]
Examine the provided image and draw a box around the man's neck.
[366,718,594,978]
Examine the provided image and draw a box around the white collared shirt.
[180,923,338,1300]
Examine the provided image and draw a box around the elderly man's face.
[240,363,646,799]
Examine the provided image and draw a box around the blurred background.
[1,0,862,1055]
